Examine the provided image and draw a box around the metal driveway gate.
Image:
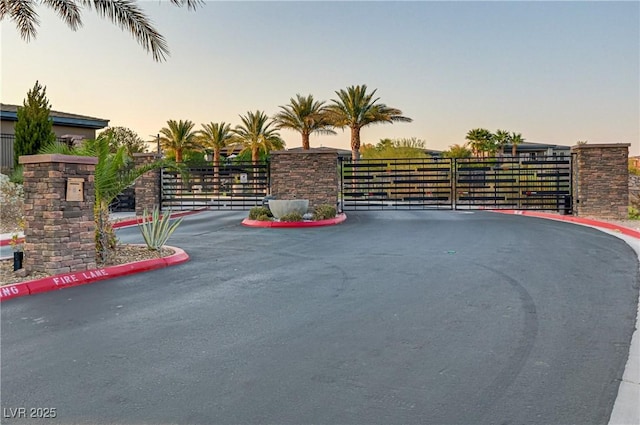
[161,162,269,211]
[454,156,572,210]
[339,156,572,212]
[339,158,454,210]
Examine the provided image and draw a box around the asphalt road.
[1,210,638,425]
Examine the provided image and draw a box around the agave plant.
[138,207,183,251]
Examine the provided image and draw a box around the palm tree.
[197,122,234,193]
[273,94,336,150]
[232,111,284,164]
[325,84,412,161]
[493,129,510,156]
[159,119,199,163]
[0,0,201,62]
[465,128,494,158]
[509,132,525,157]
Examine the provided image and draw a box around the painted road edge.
[0,209,206,246]
[242,213,347,228]
[491,210,640,238]
[0,245,188,302]
[491,209,640,425]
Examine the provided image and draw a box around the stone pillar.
[19,154,98,275]
[133,153,161,215]
[269,149,339,210]
[571,143,630,219]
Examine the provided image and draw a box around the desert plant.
[279,212,304,222]
[138,207,183,251]
[249,206,272,220]
[313,204,337,220]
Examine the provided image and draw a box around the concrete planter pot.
[268,199,309,219]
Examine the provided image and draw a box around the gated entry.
[454,157,572,210]
[340,156,572,211]
[161,162,269,211]
[339,157,454,210]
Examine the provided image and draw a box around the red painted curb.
[491,210,640,239]
[242,213,347,228]
[0,245,189,302]
[0,210,206,246]
[112,208,207,229]
[0,237,22,247]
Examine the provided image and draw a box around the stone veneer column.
[19,154,98,275]
[133,153,162,215]
[571,143,630,219]
[269,149,339,210]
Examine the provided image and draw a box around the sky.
[1,1,638,155]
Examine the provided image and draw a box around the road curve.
[1,210,637,424]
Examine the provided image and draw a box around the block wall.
[571,144,630,219]
[133,153,161,215]
[269,150,339,210]
[19,154,98,275]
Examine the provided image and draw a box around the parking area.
[1,210,638,424]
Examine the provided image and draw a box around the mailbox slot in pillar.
[66,177,84,201]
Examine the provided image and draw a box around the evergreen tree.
[14,81,56,166]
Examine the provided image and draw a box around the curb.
[111,208,207,229]
[0,245,188,302]
[242,213,347,228]
[0,209,206,247]
[491,210,640,239]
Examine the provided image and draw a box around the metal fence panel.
[161,162,269,211]
[454,156,572,210]
[340,157,454,210]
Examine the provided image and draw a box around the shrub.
[279,212,304,222]
[138,207,183,251]
[629,206,640,220]
[256,214,272,221]
[313,204,336,221]
[249,206,272,220]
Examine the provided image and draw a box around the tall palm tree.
[465,128,494,158]
[0,0,201,61]
[325,84,412,161]
[159,119,199,163]
[509,132,525,157]
[197,122,234,193]
[273,94,336,150]
[493,129,510,156]
[232,111,284,164]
